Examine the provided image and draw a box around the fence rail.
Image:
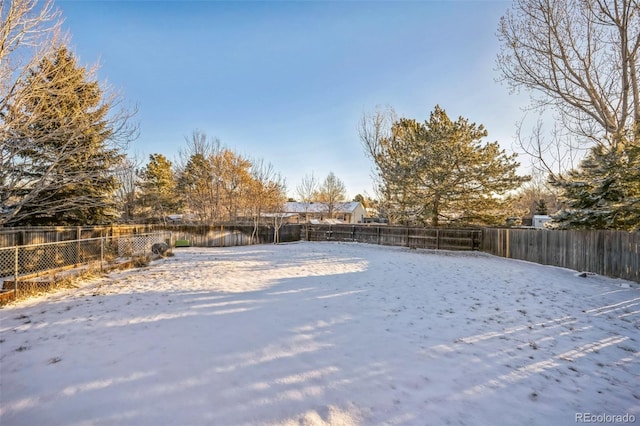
[0,226,111,247]
[1,225,637,285]
[303,224,482,251]
[482,228,639,283]
[153,224,300,247]
[0,224,301,248]
[0,232,171,300]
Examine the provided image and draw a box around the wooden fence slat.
[481,228,638,283]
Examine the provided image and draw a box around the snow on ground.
[0,242,638,426]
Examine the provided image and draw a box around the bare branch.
[2,42,136,225]
[497,0,640,146]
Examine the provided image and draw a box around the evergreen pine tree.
[138,154,179,222]
[534,199,548,215]
[550,135,640,231]
[7,46,123,225]
[367,106,529,226]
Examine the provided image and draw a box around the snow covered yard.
[0,242,638,426]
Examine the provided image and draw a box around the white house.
[284,202,366,224]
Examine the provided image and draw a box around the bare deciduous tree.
[1,0,61,224]
[359,106,401,222]
[215,149,252,223]
[512,168,561,220]
[247,159,287,244]
[0,0,62,107]
[176,130,222,172]
[1,0,137,225]
[113,154,143,222]
[176,131,223,223]
[497,0,640,173]
[316,171,347,219]
[296,172,319,239]
[296,172,318,223]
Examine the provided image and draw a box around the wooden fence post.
[506,228,510,258]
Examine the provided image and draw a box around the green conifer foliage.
[138,154,179,222]
[371,106,529,226]
[6,46,124,225]
[534,199,548,215]
[550,135,640,231]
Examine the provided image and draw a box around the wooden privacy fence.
[482,228,639,283]
[303,224,482,251]
[0,226,108,247]
[2,225,637,283]
[0,224,301,248]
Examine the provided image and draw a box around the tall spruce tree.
[6,46,124,225]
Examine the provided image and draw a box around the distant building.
[166,214,183,224]
[363,217,389,224]
[284,202,366,224]
[533,215,551,229]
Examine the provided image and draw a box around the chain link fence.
[0,232,171,301]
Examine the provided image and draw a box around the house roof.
[261,212,298,218]
[284,202,363,214]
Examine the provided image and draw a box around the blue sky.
[57,0,530,199]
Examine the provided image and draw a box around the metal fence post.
[100,237,105,271]
[14,246,18,297]
[76,226,81,265]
